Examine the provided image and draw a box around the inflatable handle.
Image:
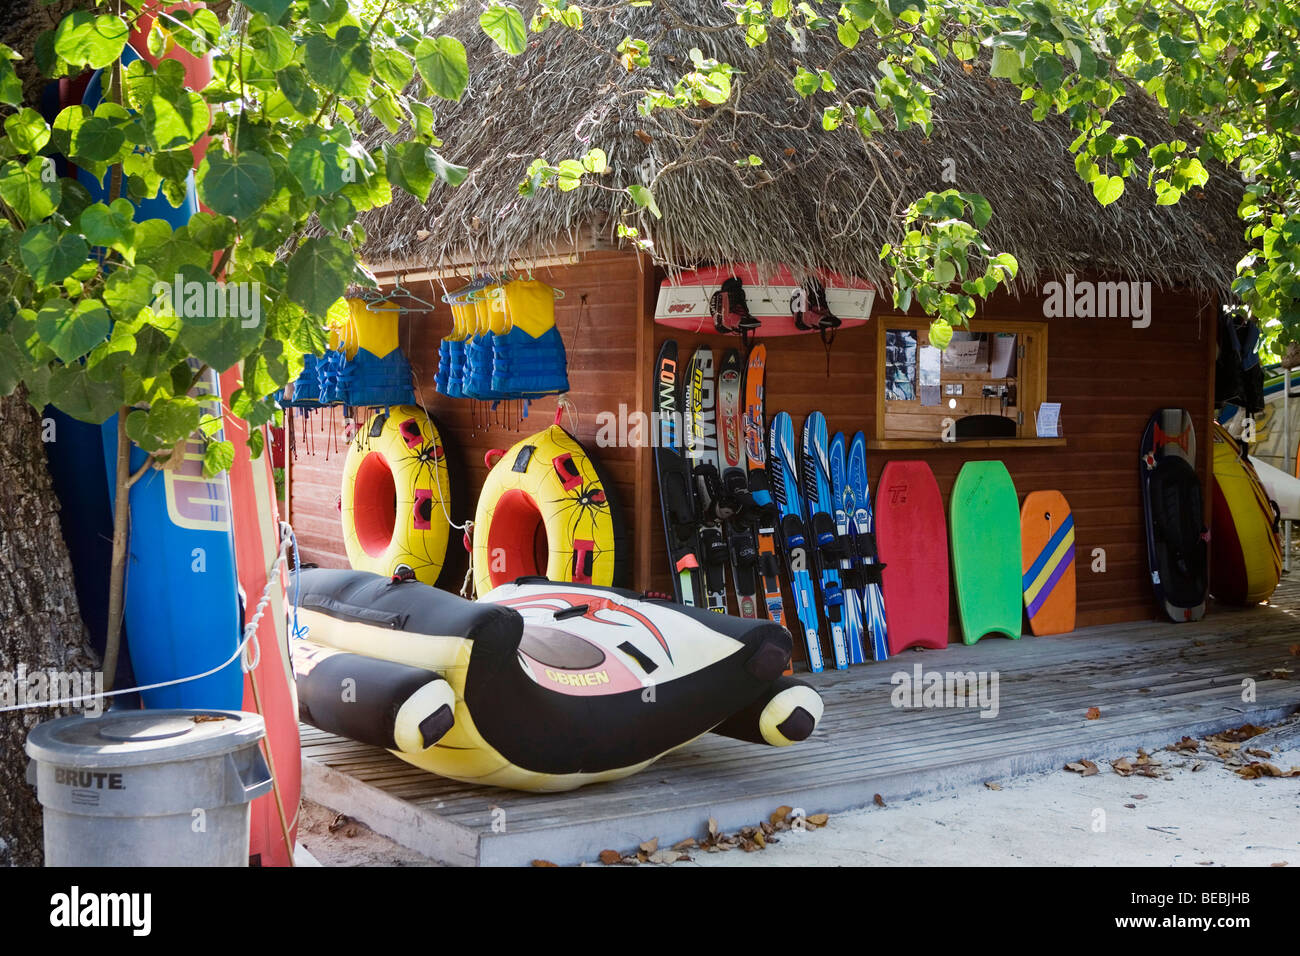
[484,448,506,469]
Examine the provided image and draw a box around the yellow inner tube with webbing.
[341,405,452,586]
[473,424,627,596]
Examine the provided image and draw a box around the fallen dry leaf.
[771,805,793,826]
[1132,794,1147,800]
[985,781,1003,791]
[1169,736,1200,753]
[672,837,696,850]
[1209,724,1269,743]
[707,817,719,837]
[598,849,621,865]
[1112,758,1135,776]
[648,849,684,865]
[1271,862,1289,867]
[1086,707,1101,720]
[873,794,886,807]
[1191,761,1205,771]
[1197,861,1214,866]
[1246,748,1273,759]
[808,813,830,828]
[1234,762,1300,779]
[532,859,558,867]
[1066,760,1100,776]
[639,838,658,854]
[1124,803,1136,809]
[754,831,766,849]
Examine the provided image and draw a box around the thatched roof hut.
[358,1,1244,294]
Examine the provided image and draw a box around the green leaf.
[372,47,414,90]
[288,137,351,197]
[0,158,60,223]
[240,0,294,23]
[628,184,661,218]
[1032,54,1064,92]
[203,439,235,477]
[79,199,138,260]
[480,4,528,55]
[103,265,161,321]
[990,46,1022,80]
[415,36,469,101]
[5,108,50,155]
[129,60,209,150]
[429,152,469,187]
[46,365,121,423]
[198,150,275,219]
[250,25,296,71]
[383,141,436,201]
[178,316,265,372]
[20,225,89,286]
[1091,174,1124,206]
[276,66,319,117]
[54,12,129,69]
[36,298,111,363]
[303,27,371,99]
[286,237,352,317]
[960,192,993,228]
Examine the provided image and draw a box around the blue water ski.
[829,432,868,664]
[801,413,849,670]
[768,412,825,672]
[848,431,889,661]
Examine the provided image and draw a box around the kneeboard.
[875,461,948,651]
[950,461,1022,643]
[1020,490,1076,636]
[1140,408,1207,622]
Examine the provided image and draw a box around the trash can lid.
[25,709,266,769]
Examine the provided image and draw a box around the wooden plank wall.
[289,251,647,589]
[292,250,1215,655]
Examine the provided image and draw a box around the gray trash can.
[25,709,273,867]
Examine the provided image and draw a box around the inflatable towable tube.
[1210,423,1282,605]
[341,405,452,586]
[473,425,628,596]
[292,568,823,792]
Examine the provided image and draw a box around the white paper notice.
[1036,402,1061,438]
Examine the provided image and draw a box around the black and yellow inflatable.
[341,405,452,586]
[292,568,823,792]
[473,424,628,596]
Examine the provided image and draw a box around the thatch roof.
[357,1,1244,294]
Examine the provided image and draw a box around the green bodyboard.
[949,461,1023,644]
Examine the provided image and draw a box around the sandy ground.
[296,799,437,867]
[684,718,1300,868]
[301,718,1300,867]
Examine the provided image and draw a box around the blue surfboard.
[102,367,242,709]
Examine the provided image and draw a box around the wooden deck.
[301,573,1300,866]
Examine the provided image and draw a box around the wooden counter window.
[872,316,1059,449]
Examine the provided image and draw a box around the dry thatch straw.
[356,1,1244,295]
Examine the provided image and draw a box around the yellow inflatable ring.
[473,424,628,596]
[342,405,452,586]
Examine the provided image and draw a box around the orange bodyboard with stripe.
[1020,490,1076,636]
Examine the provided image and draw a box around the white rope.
[0,522,297,714]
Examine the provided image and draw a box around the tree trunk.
[0,393,96,866]
[0,0,96,867]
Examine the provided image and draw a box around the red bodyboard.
[876,461,949,652]
[221,367,301,866]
